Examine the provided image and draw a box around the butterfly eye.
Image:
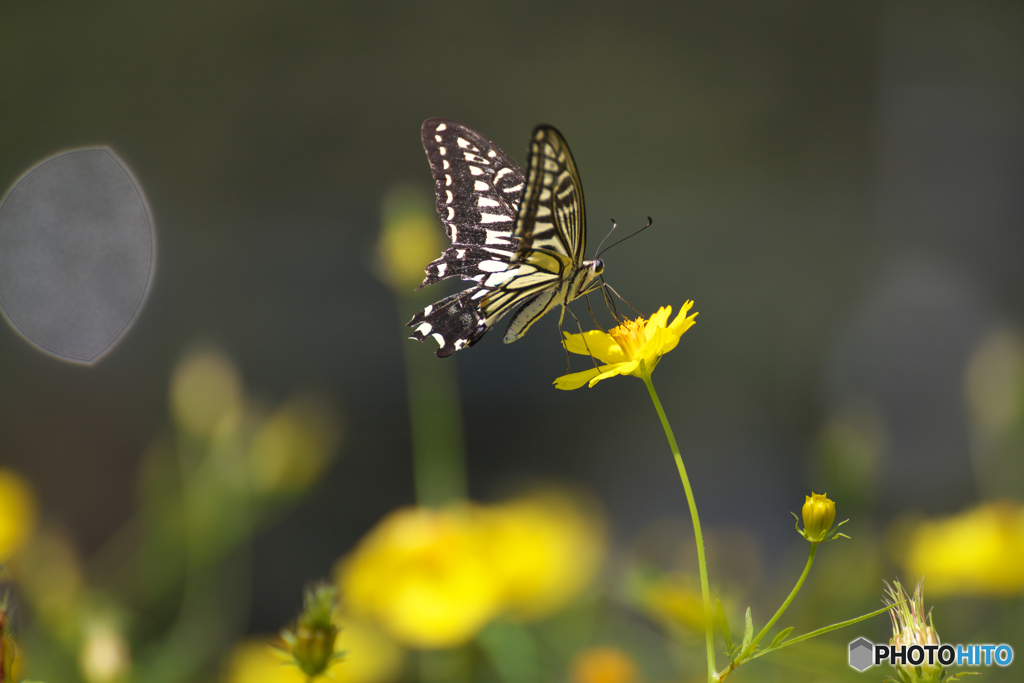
[593,259,605,275]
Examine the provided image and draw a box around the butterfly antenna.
[596,216,653,259]
[594,219,619,258]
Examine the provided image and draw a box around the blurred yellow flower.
[337,492,606,648]
[481,491,605,621]
[376,186,445,292]
[8,530,82,640]
[633,570,708,633]
[899,500,1024,597]
[224,620,403,683]
[0,468,37,564]
[555,303,697,390]
[170,349,242,439]
[247,395,341,495]
[337,506,504,649]
[570,647,639,683]
[79,618,131,683]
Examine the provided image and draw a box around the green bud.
[279,584,345,679]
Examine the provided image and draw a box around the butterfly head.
[570,258,605,300]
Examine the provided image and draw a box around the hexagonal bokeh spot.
[849,637,874,671]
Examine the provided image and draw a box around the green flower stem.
[751,543,815,652]
[642,375,716,682]
[400,298,468,506]
[728,542,817,675]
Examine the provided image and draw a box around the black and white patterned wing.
[416,118,525,286]
[408,119,530,357]
[511,125,587,266]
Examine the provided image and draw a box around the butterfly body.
[408,119,601,357]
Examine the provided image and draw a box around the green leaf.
[716,598,733,655]
[768,626,794,649]
[741,607,753,652]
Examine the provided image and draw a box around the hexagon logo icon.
[849,637,874,671]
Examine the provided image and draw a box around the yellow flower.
[336,506,504,649]
[169,349,242,439]
[480,490,606,621]
[636,572,708,633]
[247,395,341,496]
[0,469,37,564]
[79,617,131,683]
[898,500,1024,597]
[554,303,697,390]
[335,492,606,648]
[570,647,639,683]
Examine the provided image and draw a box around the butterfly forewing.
[512,126,587,265]
[417,118,525,287]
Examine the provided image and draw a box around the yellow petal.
[554,367,606,391]
[641,326,672,366]
[563,331,628,364]
[644,306,673,339]
[588,361,639,387]
[668,302,697,335]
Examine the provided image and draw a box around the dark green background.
[1,0,1021,655]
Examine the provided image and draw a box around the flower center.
[608,318,647,357]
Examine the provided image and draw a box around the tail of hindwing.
[407,289,490,357]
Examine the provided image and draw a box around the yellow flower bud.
[801,492,836,543]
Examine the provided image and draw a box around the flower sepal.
[792,514,849,544]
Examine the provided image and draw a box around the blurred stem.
[476,620,542,683]
[420,648,471,683]
[642,375,715,682]
[400,296,468,506]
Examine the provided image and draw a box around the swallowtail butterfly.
[408,119,604,357]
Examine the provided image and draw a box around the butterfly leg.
[584,291,608,333]
[602,282,642,318]
[563,305,601,370]
[556,304,573,371]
